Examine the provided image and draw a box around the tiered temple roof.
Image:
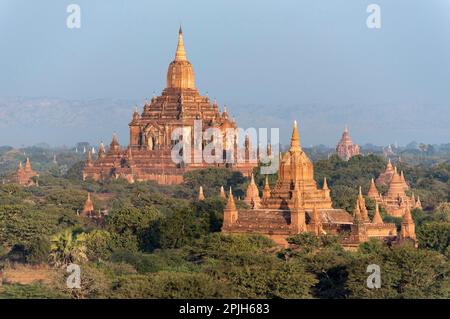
[376,159,395,187]
[222,121,356,246]
[83,28,258,185]
[222,121,413,247]
[367,163,421,217]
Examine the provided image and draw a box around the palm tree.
[49,229,87,267]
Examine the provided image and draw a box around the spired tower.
[336,126,360,161]
[222,121,354,246]
[15,158,38,186]
[368,166,418,217]
[83,28,258,184]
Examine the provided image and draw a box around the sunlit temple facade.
[368,162,422,217]
[218,122,415,248]
[83,28,258,184]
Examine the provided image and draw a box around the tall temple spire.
[25,157,32,171]
[219,186,226,199]
[198,186,205,201]
[387,158,393,171]
[323,177,329,190]
[167,27,196,89]
[244,173,261,208]
[415,196,422,209]
[263,175,271,200]
[175,25,187,61]
[372,203,383,224]
[353,201,364,224]
[309,204,323,236]
[87,150,93,166]
[400,206,416,242]
[290,120,301,152]
[82,192,94,217]
[226,187,236,211]
[98,142,106,158]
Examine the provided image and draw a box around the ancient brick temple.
[221,122,413,247]
[14,158,38,186]
[376,158,395,187]
[368,163,422,217]
[83,28,258,184]
[336,126,360,161]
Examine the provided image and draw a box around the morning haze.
[0,0,448,146]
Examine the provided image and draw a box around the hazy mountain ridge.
[0,97,449,147]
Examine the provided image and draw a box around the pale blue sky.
[0,0,449,146]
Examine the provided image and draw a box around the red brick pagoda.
[83,28,258,184]
[336,126,360,161]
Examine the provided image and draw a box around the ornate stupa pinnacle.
[372,203,383,224]
[245,173,261,208]
[110,133,120,152]
[198,186,205,201]
[175,26,187,61]
[416,196,422,208]
[219,186,226,199]
[402,206,414,224]
[87,150,93,166]
[25,157,32,170]
[225,187,236,210]
[133,105,139,120]
[98,142,106,157]
[386,159,394,171]
[18,161,23,170]
[83,192,94,215]
[167,27,195,89]
[353,201,363,223]
[263,175,271,200]
[290,120,301,152]
[222,106,229,119]
[323,177,329,190]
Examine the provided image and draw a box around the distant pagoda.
[83,28,258,184]
[336,126,360,161]
[15,158,38,186]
